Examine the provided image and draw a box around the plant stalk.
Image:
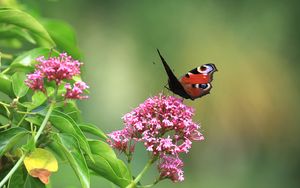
[34,100,55,142]
[136,179,160,188]
[126,157,156,188]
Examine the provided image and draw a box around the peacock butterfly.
[157,49,217,100]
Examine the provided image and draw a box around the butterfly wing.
[181,64,217,84]
[157,49,191,99]
[179,64,217,99]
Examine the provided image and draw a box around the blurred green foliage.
[12,0,299,187]
[0,2,132,187]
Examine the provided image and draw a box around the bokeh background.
[25,0,300,187]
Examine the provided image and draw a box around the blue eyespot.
[200,84,208,89]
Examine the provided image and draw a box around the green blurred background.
[26,0,300,187]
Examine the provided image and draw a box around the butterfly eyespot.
[199,84,208,89]
[192,83,210,89]
[198,64,215,74]
[200,66,207,71]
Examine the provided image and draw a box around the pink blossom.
[108,94,204,182]
[107,129,131,152]
[178,139,192,153]
[109,94,203,155]
[158,155,184,182]
[25,53,89,100]
[25,70,44,91]
[35,53,82,84]
[64,81,89,100]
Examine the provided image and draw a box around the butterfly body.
[157,49,217,100]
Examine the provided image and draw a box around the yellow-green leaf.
[24,148,58,184]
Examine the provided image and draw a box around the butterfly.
[157,49,217,100]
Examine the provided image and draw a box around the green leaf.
[0,0,20,8]
[0,25,36,44]
[56,100,81,122]
[79,123,107,140]
[11,72,29,98]
[25,115,43,126]
[53,133,90,188]
[87,140,132,188]
[0,8,55,47]
[0,37,22,48]
[8,48,59,74]
[0,73,13,96]
[25,91,47,111]
[0,105,9,118]
[46,140,66,161]
[49,111,94,162]
[0,127,29,157]
[8,165,27,188]
[22,135,35,153]
[42,19,81,59]
[24,175,46,188]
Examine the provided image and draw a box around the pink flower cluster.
[158,155,184,182]
[64,81,89,100]
[25,53,88,100]
[35,53,81,84]
[108,94,204,182]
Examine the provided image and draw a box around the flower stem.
[34,100,55,142]
[0,124,10,129]
[16,110,36,115]
[136,178,160,188]
[0,101,10,107]
[0,100,55,187]
[126,157,156,188]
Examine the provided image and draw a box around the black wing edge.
[156,49,178,83]
[156,49,191,99]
